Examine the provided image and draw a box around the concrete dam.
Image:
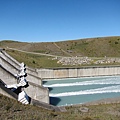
[0,48,120,109]
[0,49,65,112]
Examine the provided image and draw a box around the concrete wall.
[37,66,120,79]
[1,50,120,80]
[2,51,39,76]
[0,65,17,85]
[1,51,20,69]
[0,50,49,104]
[0,51,42,85]
[0,80,18,100]
[1,49,120,104]
[25,82,49,103]
[0,55,18,75]
[0,64,49,103]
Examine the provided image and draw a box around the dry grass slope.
[1,36,120,68]
[0,36,120,57]
[1,37,120,120]
[1,94,120,120]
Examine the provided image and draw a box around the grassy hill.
[0,36,120,68]
[0,36,120,57]
[0,37,120,119]
[1,94,120,120]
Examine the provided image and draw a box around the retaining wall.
[0,79,18,100]
[0,50,49,103]
[25,81,49,103]
[0,65,17,85]
[0,51,42,85]
[2,51,39,76]
[37,66,120,79]
[0,64,49,103]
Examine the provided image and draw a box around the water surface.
[43,76,120,106]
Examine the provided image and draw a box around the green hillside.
[0,36,120,57]
[0,36,120,68]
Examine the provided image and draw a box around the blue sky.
[0,0,120,42]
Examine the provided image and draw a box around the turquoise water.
[43,76,120,106]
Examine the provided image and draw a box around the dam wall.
[1,49,120,104]
[37,66,120,79]
[2,49,119,80]
[0,50,49,103]
[2,51,38,76]
[0,51,42,85]
[0,64,17,85]
[25,81,49,103]
[0,79,18,100]
[0,64,49,103]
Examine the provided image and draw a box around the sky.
[0,0,120,42]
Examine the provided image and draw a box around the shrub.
[32,60,36,64]
[115,41,118,44]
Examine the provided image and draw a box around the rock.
[79,107,89,113]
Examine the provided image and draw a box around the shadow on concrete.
[42,81,48,84]
[48,87,53,91]
[31,98,62,112]
[0,79,18,99]
[50,97,61,106]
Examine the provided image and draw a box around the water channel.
[43,76,120,106]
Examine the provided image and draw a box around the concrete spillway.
[0,49,66,112]
[0,79,63,112]
[0,49,49,103]
[0,48,120,111]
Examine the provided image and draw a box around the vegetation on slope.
[0,37,120,120]
[1,94,120,120]
[6,49,63,68]
[5,49,120,68]
[0,36,120,68]
[0,36,120,57]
